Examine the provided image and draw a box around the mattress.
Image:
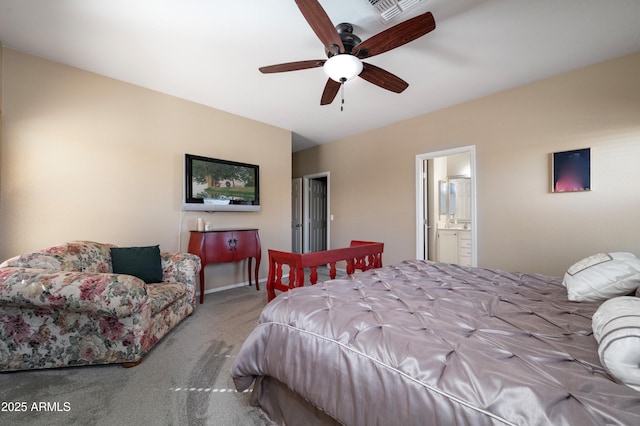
[231,260,640,425]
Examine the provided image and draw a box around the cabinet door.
[205,232,235,262]
[231,230,258,260]
[458,231,472,266]
[437,231,458,264]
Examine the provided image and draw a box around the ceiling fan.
[259,0,436,106]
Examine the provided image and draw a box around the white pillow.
[563,252,640,302]
[592,296,640,391]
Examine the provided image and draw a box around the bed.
[231,259,640,425]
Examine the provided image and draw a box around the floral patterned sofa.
[0,241,201,371]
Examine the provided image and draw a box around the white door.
[422,160,430,260]
[291,178,303,253]
[308,178,327,252]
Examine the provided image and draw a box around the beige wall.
[294,52,640,277]
[0,48,292,291]
[0,44,3,198]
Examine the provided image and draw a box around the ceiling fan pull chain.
[340,78,346,112]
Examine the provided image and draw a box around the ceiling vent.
[367,0,424,21]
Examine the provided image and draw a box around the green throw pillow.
[111,245,163,284]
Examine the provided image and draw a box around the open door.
[303,172,330,253]
[422,160,432,260]
[292,178,303,253]
[307,177,327,252]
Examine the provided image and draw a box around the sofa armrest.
[0,267,147,318]
[160,252,201,306]
[0,253,62,270]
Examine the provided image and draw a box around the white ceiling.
[1,0,639,151]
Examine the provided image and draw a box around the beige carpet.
[1,286,270,426]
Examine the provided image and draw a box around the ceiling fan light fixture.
[323,54,363,82]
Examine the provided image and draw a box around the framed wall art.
[551,148,591,193]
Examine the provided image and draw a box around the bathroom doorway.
[415,146,477,266]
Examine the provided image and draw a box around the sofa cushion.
[111,245,163,284]
[146,282,187,316]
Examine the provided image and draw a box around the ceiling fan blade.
[359,62,408,93]
[295,0,344,54]
[259,60,325,74]
[320,78,341,105]
[353,12,436,59]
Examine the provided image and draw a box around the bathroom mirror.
[439,180,447,215]
[439,177,470,222]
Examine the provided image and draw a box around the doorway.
[291,172,330,254]
[415,146,477,266]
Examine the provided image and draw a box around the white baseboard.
[199,282,255,295]
[196,274,288,296]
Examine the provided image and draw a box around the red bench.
[266,240,384,301]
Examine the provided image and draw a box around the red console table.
[188,229,261,303]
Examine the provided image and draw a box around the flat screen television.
[183,153,260,212]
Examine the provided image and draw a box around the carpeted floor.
[1,285,271,426]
